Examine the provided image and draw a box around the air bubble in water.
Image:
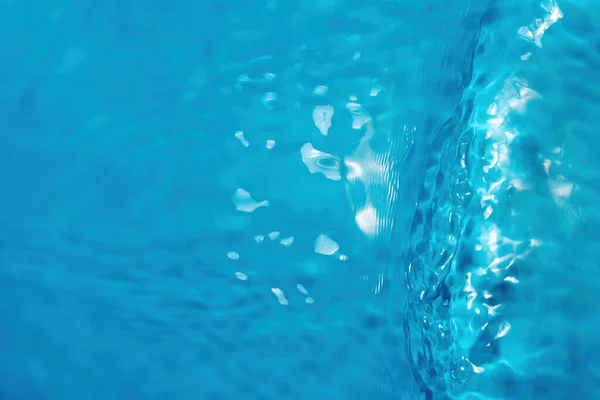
[314,85,328,95]
[314,234,339,255]
[271,288,288,305]
[232,189,270,212]
[297,284,308,295]
[234,130,250,147]
[300,143,341,181]
[235,272,248,281]
[313,105,334,135]
[280,237,294,246]
[268,231,280,240]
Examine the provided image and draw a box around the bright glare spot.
[355,204,378,236]
[494,321,511,339]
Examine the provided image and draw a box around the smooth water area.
[1,0,599,399]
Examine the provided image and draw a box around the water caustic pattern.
[0,0,598,399]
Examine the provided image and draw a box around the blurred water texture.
[1,0,599,399]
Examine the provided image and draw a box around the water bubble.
[268,231,280,240]
[300,143,341,181]
[263,92,277,109]
[316,157,337,169]
[448,357,473,385]
[234,130,250,147]
[314,234,339,256]
[314,85,328,95]
[296,284,308,295]
[271,288,288,305]
[520,52,532,61]
[345,100,371,129]
[235,272,248,281]
[280,237,294,246]
[312,105,334,135]
[232,189,270,212]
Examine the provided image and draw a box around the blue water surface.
[1,0,599,399]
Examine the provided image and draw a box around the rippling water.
[1,0,598,399]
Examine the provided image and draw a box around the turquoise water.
[1,0,598,398]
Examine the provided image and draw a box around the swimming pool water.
[1,0,599,399]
